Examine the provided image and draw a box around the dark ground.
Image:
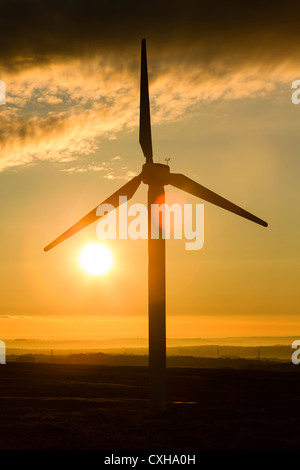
[1,362,300,450]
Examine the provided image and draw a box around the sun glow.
[79,243,113,276]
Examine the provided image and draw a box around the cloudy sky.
[0,0,299,341]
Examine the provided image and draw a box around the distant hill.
[7,351,299,372]
[3,335,298,356]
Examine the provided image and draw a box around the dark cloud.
[0,0,299,71]
[0,0,298,171]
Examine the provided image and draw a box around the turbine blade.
[44,174,142,251]
[168,173,268,227]
[139,38,153,163]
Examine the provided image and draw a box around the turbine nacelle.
[141,162,170,186]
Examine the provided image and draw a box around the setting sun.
[79,243,113,276]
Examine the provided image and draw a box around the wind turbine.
[44,39,268,412]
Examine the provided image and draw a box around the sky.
[0,0,299,341]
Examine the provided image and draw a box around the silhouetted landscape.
[1,337,300,450]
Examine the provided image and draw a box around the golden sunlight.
[79,243,113,276]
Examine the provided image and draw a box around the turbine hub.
[142,162,170,186]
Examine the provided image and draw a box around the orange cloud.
[0,35,298,171]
